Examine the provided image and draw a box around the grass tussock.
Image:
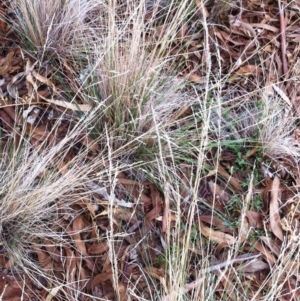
[9,0,99,60]
[0,0,300,300]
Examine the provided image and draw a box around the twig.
[278,0,288,75]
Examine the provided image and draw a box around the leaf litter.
[0,0,300,300]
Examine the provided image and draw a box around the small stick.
[278,0,288,75]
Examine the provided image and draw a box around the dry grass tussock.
[0,0,300,300]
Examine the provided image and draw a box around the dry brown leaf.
[177,24,188,39]
[0,5,7,33]
[4,258,13,270]
[25,123,55,145]
[144,266,165,283]
[0,109,12,130]
[251,23,279,32]
[216,270,237,301]
[236,65,263,76]
[229,16,256,37]
[113,207,137,224]
[88,241,109,255]
[77,133,100,153]
[155,214,177,223]
[162,194,169,233]
[25,60,91,111]
[270,176,284,241]
[0,285,22,301]
[91,272,113,289]
[5,276,32,289]
[32,244,52,269]
[68,216,88,255]
[76,257,89,284]
[56,161,70,175]
[39,93,91,111]
[0,51,15,75]
[238,177,253,243]
[117,282,128,301]
[32,70,57,93]
[260,236,281,257]
[237,259,269,273]
[272,83,293,108]
[199,215,234,234]
[253,241,276,265]
[216,163,243,192]
[145,203,163,223]
[44,239,63,263]
[6,72,26,99]
[198,221,236,245]
[184,73,206,84]
[195,0,209,16]
[145,184,163,225]
[0,102,17,123]
[216,29,246,46]
[245,211,264,229]
[86,203,97,217]
[208,181,230,203]
[63,246,77,282]
[46,285,63,301]
[116,178,143,185]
